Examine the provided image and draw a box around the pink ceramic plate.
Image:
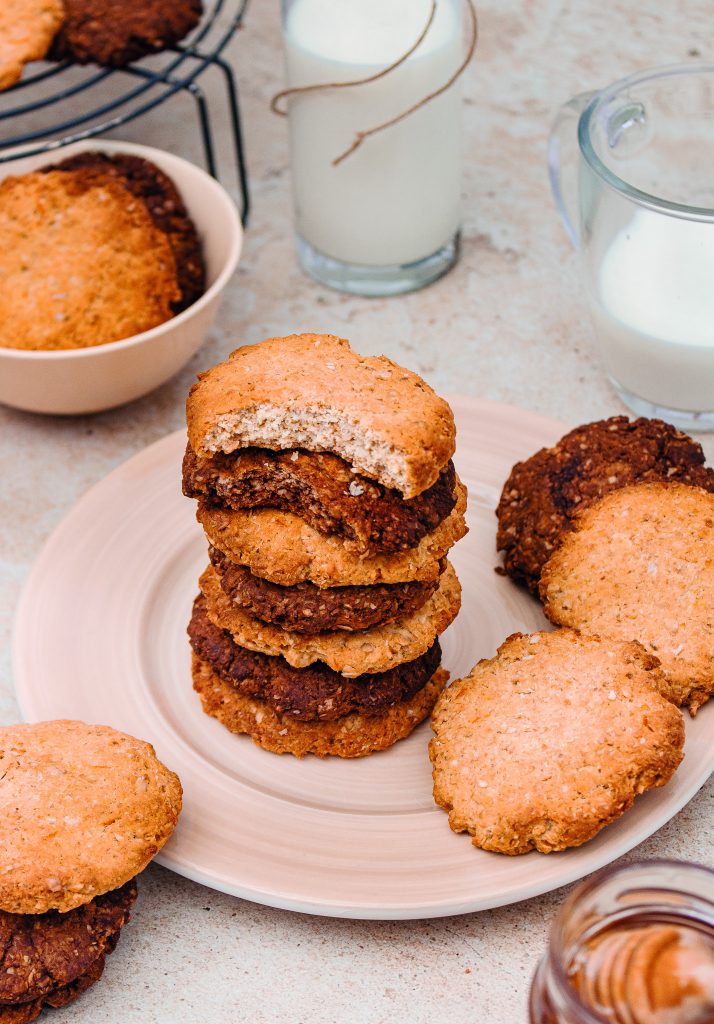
[13,398,714,919]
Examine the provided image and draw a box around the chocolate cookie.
[0,958,105,1023]
[193,654,449,758]
[183,445,457,556]
[46,152,205,313]
[188,593,441,721]
[496,416,714,593]
[48,0,203,67]
[208,546,441,633]
[0,881,136,1008]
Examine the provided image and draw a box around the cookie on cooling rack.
[0,0,65,91]
[48,0,203,67]
[429,629,684,855]
[496,416,714,593]
[540,481,714,715]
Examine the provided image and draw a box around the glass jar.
[530,860,714,1024]
[280,0,465,296]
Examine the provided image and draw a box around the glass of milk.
[281,0,464,296]
[549,64,714,430]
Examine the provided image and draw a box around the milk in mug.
[284,0,463,267]
[589,209,714,412]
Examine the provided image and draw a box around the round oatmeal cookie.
[540,481,714,715]
[48,0,202,67]
[208,546,441,633]
[496,416,714,593]
[430,630,684,855]
[0,0,64,92]
[0,721,182,915]
[45,152,205,313]
[0,170,180,351]
[0,880,136,1007]
[199,560,461,677]
[197,479,468,588]
[193,654,448,758]
[188,592,442,720]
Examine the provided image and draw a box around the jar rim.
[545,858,714,1023]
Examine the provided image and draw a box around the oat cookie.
[540,481,714,714]
[0,171,180,351]
[0,0,64,92]
[430,630,684,855]
[0,721,182,915]
[496,416,714,593]
[200,561,461,677]
[193,654,448,758]
[198,480,468,588]
[186,334,456,498]
[49,0,202,67]
[46,152,205,313]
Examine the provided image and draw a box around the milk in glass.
[284,0,463,268]
[590,210,714,412]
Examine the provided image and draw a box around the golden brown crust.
[198,480,468,588]
[430,630,684,855]
[540,481,714,715]
[199,560,462,677]
[0,721,182,915]
[186,335,456,498]
[192,654,448,758]
[0,171,180,351]
[0,0,64,92]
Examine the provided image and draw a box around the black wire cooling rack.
[0,0,250,223]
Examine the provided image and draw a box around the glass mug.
[549,64,714,431]
[279,0,465,297]
[530,859,714,1024]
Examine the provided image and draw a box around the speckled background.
[1,2,713,1021]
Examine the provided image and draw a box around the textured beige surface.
[186,334,456,497]
[198,480,467,586]
[200,560,461,675]
[2,2,714,1022]
[0,0,63,91]
[193,655,447,758]
[0,720,181,914]
[430,630,684,855]
[541,482,714,714]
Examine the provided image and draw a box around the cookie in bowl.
[0,140,241,415]
[0,719,182,1022]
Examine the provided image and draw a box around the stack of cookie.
[0,720,181,1022]
[183,333,467,758]
[0,152,204,351]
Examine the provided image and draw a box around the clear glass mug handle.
[547,91,595,249]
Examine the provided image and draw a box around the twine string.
[270,0,478,166]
